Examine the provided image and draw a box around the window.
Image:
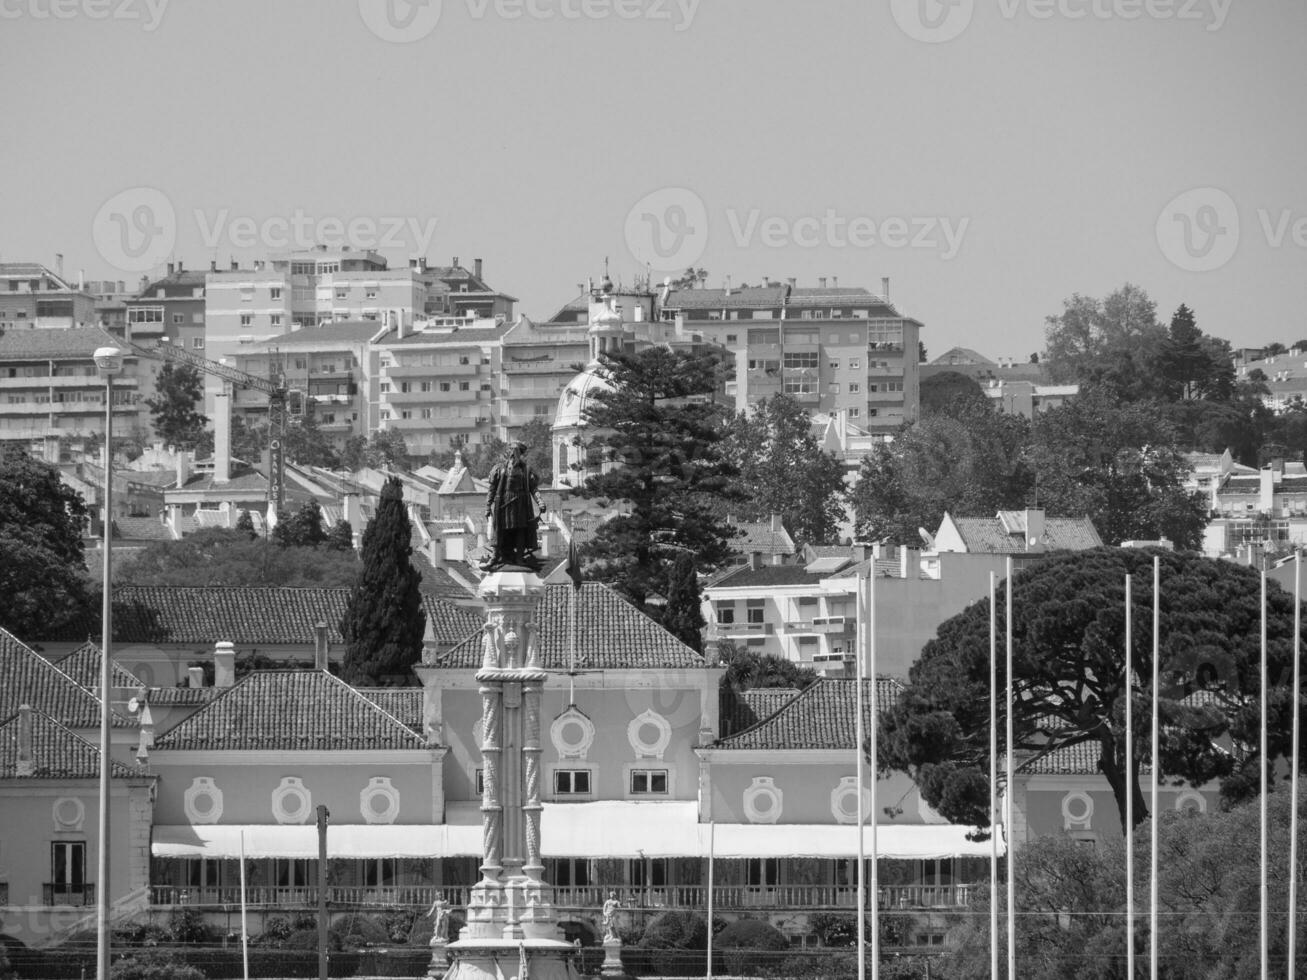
[270,314,282,327]
[459,381,470,391]
[715,604,735,625]
[400,382,412,394]
[459,355,470,365]
[746,600,765,625]
[475,769,484,795]
[746,858,779,887]
[420,382,432,393]
[172,313,184,324]
[630,769,668,795]
[240,314,252,327]
[273,859,313,887]
[783,379,816,395]
[270,287,282,300]
[50,842,86,902]
[828,359,841,370]
[421,408,432,419]
[849,408,860,418]
[725,334,738,344]
[551,858,591,887]
[848,383,860,393]
[365,288,378,299]
[192,338,204,350]
[335,289,348,300]
[400,410,412,420]
[783,352,819,369]
[554,770,592,795]
[440,382,451,392]
[850,359,860,369]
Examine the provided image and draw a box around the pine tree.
[145,362,207,450]
[577,346,740,613]
[661,552,705,653]
[339,476,426,685]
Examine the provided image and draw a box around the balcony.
[812,616,855,635]
[43,883,95,907]
[503,359,571,375]
[385,388,482,404]
[715,621,773,638]
[385,362,480,378]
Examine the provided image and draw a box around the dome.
[553,364,614,432]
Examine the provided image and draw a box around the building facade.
[0,263,98,331]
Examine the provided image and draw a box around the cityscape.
[2,3,1306,979]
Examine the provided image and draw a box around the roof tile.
[0,708,138,779]
[714,678,902,750]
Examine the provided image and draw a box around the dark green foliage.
[284,501,327,548]
[341,429,409,471]
[340,477,426,685]
[577,347,741,612]
[882,548,1301,835]
[662,552,705,653]
[270,508,295,548]
[283,412,341,469]
[721,394,846,546]
[165,907,215,945]
[110,950,204,980]
[919,371,990,417]
[1043,283,1165,394]
[234,509,255,537]
[639,910,707,950]
[719,643,818,691]
[0,447,90,639]
[714,917,789,950]
[118,527,360,588]
[326,519,354,551]
[330,913,390,948]
[144,361,207,451]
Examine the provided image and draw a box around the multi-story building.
[86,279,134,334]
[376,316,509,457]
[418,256,517,321]
[656,277,922,437]
[123,263,208,354]
[495,316,589,441]
[229,320,385,449]
[1203,458,1307,558]
[0,262,98,330]
[0,326,149,450]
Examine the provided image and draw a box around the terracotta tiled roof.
[709,565,824,589]
[725,518,795,559]
[357,688,425,733]
[436,583,704,670]
[54,642,145,689]
[714,678,902,750]
[948,514,1102,553]
[663,286,788,311]
[0,708,139,779]
[145,686,220,706]
[1018,740,1105,775]
[0,325,127,359]
[153,670,426,751]
[104,587,481,646]
[720,687,802,737]
[0,628,131,729]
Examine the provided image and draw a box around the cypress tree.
[661,552,705,654]
[339,477,426,685]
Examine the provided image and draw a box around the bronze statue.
[482,442,546,571]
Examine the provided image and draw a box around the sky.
[1,0,1304,360]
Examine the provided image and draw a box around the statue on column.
[482,442,546,572]
[601,892,623,943]
[427,896,451,944]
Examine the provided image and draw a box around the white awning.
[703,823,998,860]
[151,824,480,859]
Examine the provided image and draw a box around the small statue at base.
[481,442,546,572]
[427,896,451,945]
[601,891,622,943]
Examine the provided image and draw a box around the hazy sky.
[2,0,1303,359]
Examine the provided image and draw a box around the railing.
[148,882,973,912]
[715,622,773,637]
[42,883,95,907]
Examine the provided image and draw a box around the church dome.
[553,364,613,433]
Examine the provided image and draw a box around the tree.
[671,267,708,290]
[1043,284,1165,393]
[881,547,1301,836]
[339,476,426,685]
[145,362,207,450]
[117,528,361,588]
[1028,390,1207,548]
[326,519,354,551]
[284,501,327,548]
[918,371,990,418]
[234,509,255,537]
[662,553,705,654]
[721,395,847,546]
[0,447,90,638]
[718,641,818,691]
[283,412,340,469]
[577,347,740,612]
[515,415,554,477]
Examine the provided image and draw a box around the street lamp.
[93,346,123,980]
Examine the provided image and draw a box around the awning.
[702,823,998,860]
[442,801,703,859]
[151,824,479,859]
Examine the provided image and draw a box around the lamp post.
[93,346,124,980]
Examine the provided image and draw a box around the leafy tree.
[719,642,818,691]
[144,362,207,450]
[918,371,989,418]
[1028,390,1207,548]
[721,395,846,546]
[340,430,409,472]
[269,508,295,548]
[850,406,1031,545]
[283,501,327,548]
[881,547,1301,836]
[670,267,708,290]
[515,415,554,477]
[283,412,340,469]
[340,434,368,472]
[339,476,426,685]
[326,519,354,551]
[577,347,740,612]
[235,509,255,537]
[117,528,360,587]
[1043,284,1165,395]
[0,447,90,638]
[662,552,705,653]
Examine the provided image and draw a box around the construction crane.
[126,339,298,511]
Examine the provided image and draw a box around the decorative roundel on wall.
[359,777,400,824]
[272,777,313,825]
[743,776,784,824]
[550,706,596,760]
[627,709,672,761]
[830,776,873,825]
[184,777,224,824]
[52,796,86,833]
[1174,789,1207,814]
[1061,790,1094,830]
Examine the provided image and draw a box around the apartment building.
[419,256,516,321]
[920,347,1077,418]
[657,277,922,436]
[0,262,98,330]
[123,263,208,353]
[497,316,590,441]
[0,325,148,448]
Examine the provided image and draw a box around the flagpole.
[1261,571,1269,980]
[1005,557,1015,980]
[1291,551,1302,980]
[855,568,867,980]
[706,819,715,980]
[239,829,249,980]
[869,566,879,980]
[989,572,999,980]
[1125,573,1134,980]
[1150,555,1160,980]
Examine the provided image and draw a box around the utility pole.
[317,805,329,980]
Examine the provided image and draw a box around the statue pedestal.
[426,938,448,979]
[600,938,626,977]
[442,938,580,980]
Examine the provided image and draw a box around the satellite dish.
[126,697,141,714]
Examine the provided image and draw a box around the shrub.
[809,911,857,947]
[378,909,418,943]
[255,916,294,946]
[638,910,707,950]
[715,918,791,977]
[330,913,390,948]
[283,927,342,952]
[110,950,204,980]
[166,907,215,946]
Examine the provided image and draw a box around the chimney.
[177,259,183,273]
[16,704,34,777]
[900,547,919,578]
[214,388,231,483]
[210,260,217,272]
[474,258,483,280]
[231,258,238,271]
[1024,509,1046,552]
[818,277,827,289]
[313,621,329,671]
[452,256,459,269]
[78,270,85,290]
[167,262,175,276]
[724,275,732,296]
[187,666,204,688]
[214,641,236,688]
[342,492,362,539]
[175,450,192,488]
[770,513,782,532]
[139,275,149,293]
[749,551,761,571]
[831,276,838,288]
[881,277,890,300]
